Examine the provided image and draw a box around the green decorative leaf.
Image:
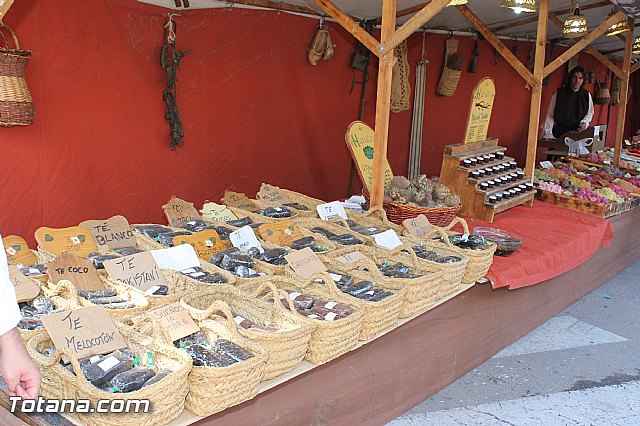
[44,234,54,242]
[287,225,295,231]
[266,229,274,236]
[363,146,374,160]
[12,245,21,252]
[77,235,86,242]
[209,237,217,245]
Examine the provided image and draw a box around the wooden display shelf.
[536,189,632,218]
[455,156,515,173]
[475,179,530,196]
[486,191,536,214]
[566,157,640,176]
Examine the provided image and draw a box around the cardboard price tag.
[2,235,38,266]
[230,225,262,251]
[257,220,304,247]
[34,226,98,258]
[8,265,40,302]
[201,202,238,222]
[222,191,257,211]
[373,230,403,249]
[402,214,433,238]
[46,253,105,291]
[151,244,200,272]
[316,201,348,221]
[147,303,200,342]
[103,252,166,292]
[162,197,202,228]
[334,251,368,264]
[41,306,127,359]
[284,247,327,279]
[539,161,554,169]
[257,184,292,204]
[172,229,228,261]
[80,215,135,249]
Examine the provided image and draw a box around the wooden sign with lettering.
[41,306,127,359]
[8,265,40,302]
[403,214,434,238]
[222,191,258,211]
[35,226,98,258]
[257,184,292,204]
[162,197,202,228]
[258,220,304,247]
[172,229,228,261]
[103,252,166,291]
[284,247,327,279]
[345,121,393,192]
[2,235,38,266]
[79,215,135,249]
[147,302,200,342]
[46,253,105,291]
[201,202,238,222]
[464,78,496,144]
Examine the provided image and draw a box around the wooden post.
[383,0,449,54]
[631,62,640,74]
[0,0,14,21]
[613,19,634,166]
[525,0,549,179]
[370,0,396,207]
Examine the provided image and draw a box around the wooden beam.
[525,0,549,178]
[613,19,633,166]
[370,0,396,207]
[383,0,449,54]
[456,4,538,88]
[310,0,381,57]
[543,10,626,77]
[490,0,610,33]
[0,0,14,21]
[213,0,323,17]
[548,13,623,80]
[631,61,640,74]
[373,1,430,25]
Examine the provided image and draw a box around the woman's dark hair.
[564,66,587,89]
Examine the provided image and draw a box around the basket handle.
[128,315,168,346]
[201,300,245,338]
[307,271,342,296]
[251,280,298,314]
[386,244,421,268]
[346,257,388,281]
[360,206,395,227]
[330,216,351,228]
[422,227,456,248]
[444,216,470,234]
[44,279,82,305]
[0,22,20,50]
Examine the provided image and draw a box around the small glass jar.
[495,193,502,202]
[518,184,527,191]
[487,180,495,188]
[495,151,505,160]
[487,195,497,205]
[502,190,511,199]
[477,169,485,178]
[488,154,496,162]
[480,182,489,191]
[469,158,478,167]
[509,161,518,170]
[471,171,480,179]
[483,155,491,163]
[517,171,525,180]
[525,183,534,192]
[463,159,472,168]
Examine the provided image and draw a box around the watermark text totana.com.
[9,396,151,413]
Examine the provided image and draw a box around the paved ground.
[390,258,640,426]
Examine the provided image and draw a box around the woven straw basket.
[252,197,316,218]
[181,284,315,379]
[239,275,363,365]
[0,23,34,126]
[347,206,405,234]
[26,320,192,426]
[18,279,75,344]
[258,184,326,214]
[293,217,368,248]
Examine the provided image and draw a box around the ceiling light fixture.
[562,1,588,39]
[633,37,640,54]
[447,1,468,6]
[604,8,630,37]
[500,0,536,14]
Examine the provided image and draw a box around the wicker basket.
[18,280,74,344]
[181,284,315,379]
[258,185,326,215]
[293,217,368,248]
[26,321,192,426]
[382,201,461,227]
[239,275,363,365]
[228,204,299,221]
[346,206,405,234]
[287,261,407,340]
[253,197,316,218]
[0,23,34,126]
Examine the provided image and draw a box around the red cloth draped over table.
[457,201,614,289]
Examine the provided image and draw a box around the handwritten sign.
[464,78,496,144]
[373,230,403,249]
[8,265,40,302]
[147,303,200,342]
[79,215,135,249]
[257,184,292,204]
[230,225,262,251]
[46,253,105,291]
[2,235,37,266]
[317,201,348,221]
[284,247,327,279]
[334,251,368,264]
[172,229,228,260]
[257,220,304,247]
[539,161,554,169]
[201,202,238,222]
[345,121,393,192]
[402,214,433,238]
[150,244,200,272]
[41,306,127,359]
[222,191,257,211]
[103,252,166,291]
[35,226,98,258]
[162,197,202,228]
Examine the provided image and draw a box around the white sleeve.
[0,234,22,336]
[541,92,557,139]
[581,92,594,127]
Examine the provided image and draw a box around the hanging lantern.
[500,0,536,13]
[633,37,640,55]
[605,8,630,37]
[563,1,588,39]
[447,1,468,6]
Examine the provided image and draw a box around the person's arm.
[541,92,557,139]
[579,92,594,130]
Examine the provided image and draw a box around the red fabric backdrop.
[0,0,634,245]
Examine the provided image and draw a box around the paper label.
[172,229,228,260]
[162,197,202,228]
[79,216,135,249]
[41,306,127,359]
[284,247,327,279]
[201,202,238,222]
[334,251,368,264]
[325,301,337,309]
[35,226,98,257]
[230,225,262,251]
[539,161,554,169]
[402,214,433,238]
[2,235,37,266]
[373,230,403,249]
[147,302,200,342]
[151,244,200,271]
[146,285,160,294]
[258,220,304,247]
[46,253,105,291]
[8,265,40,302]
[325,312,337,321]
[97,356,120,372]
[89,355,101,363]
[316,201,348,221]
[258,184,292,204]
[223,191,257,211]
[190,271,205,278]
[329,273,342,282]
[234,316,245,325]
[288,292,301,300]
[307,314,320,320]
[103,252,166,292]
